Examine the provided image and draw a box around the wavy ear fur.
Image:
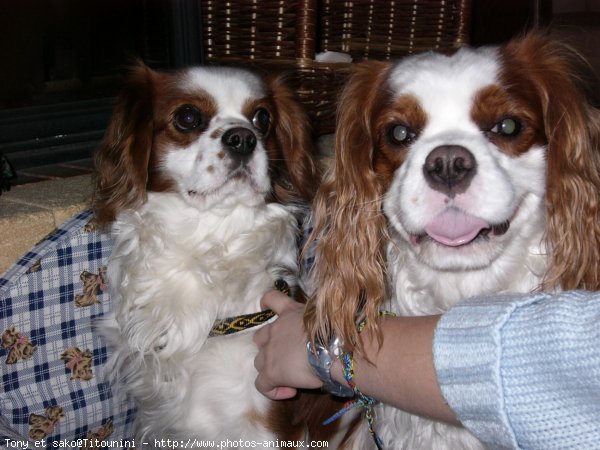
[92,61,156,228]
[503,32,600,290]
[265,74,320,204]
[305,61,391,354]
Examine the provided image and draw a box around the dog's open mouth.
[412,209,510,247]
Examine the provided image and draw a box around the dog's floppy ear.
[265,74,320,203]
[305,60,392,354]
[93,61,156,228]
[503,32,600,290]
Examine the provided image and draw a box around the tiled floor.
[0,174,92,274]
[12,158,94,186]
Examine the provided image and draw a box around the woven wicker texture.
[201,0,472,135]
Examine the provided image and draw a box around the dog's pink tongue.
[424,210,489,247]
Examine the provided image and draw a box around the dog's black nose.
[222,127,257,157]
[423,145,476,196]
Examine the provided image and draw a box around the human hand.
[253,290,322,400]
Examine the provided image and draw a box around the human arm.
[434,290,600,449]
[253,290,457,424]
[254,289,600,448]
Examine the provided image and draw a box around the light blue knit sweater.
[434,291,600,450]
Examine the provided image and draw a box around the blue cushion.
[0,210,135,448]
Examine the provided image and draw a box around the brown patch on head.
[471,83,546,157]
[147,75,219,192]
[373,94,428,187]
[494,31,600,290]
[153,87,217,149]
[206,165,214,174]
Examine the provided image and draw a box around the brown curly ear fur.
[305,61,392,354]
[265,74,320,204]
[92,62,156,229]
[501,32,600,290]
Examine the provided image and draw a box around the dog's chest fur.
[103,193,300,440]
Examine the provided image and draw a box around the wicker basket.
[201,0,472,135]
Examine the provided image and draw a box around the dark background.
[1,0,597,185]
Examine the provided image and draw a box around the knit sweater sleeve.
[433,291,600,450]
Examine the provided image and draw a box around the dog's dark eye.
[174,105,204,132]
[252,108,270,134]
[388,124,415,146]
[490,118,522,137]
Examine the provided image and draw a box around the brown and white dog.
[94,63,320,443]
[307,32,600,449]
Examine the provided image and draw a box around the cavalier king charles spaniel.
[93,63,320,442]
[306,32,600,449]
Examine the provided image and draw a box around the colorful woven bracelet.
[322,310,396,449]
[341,351,384,450]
